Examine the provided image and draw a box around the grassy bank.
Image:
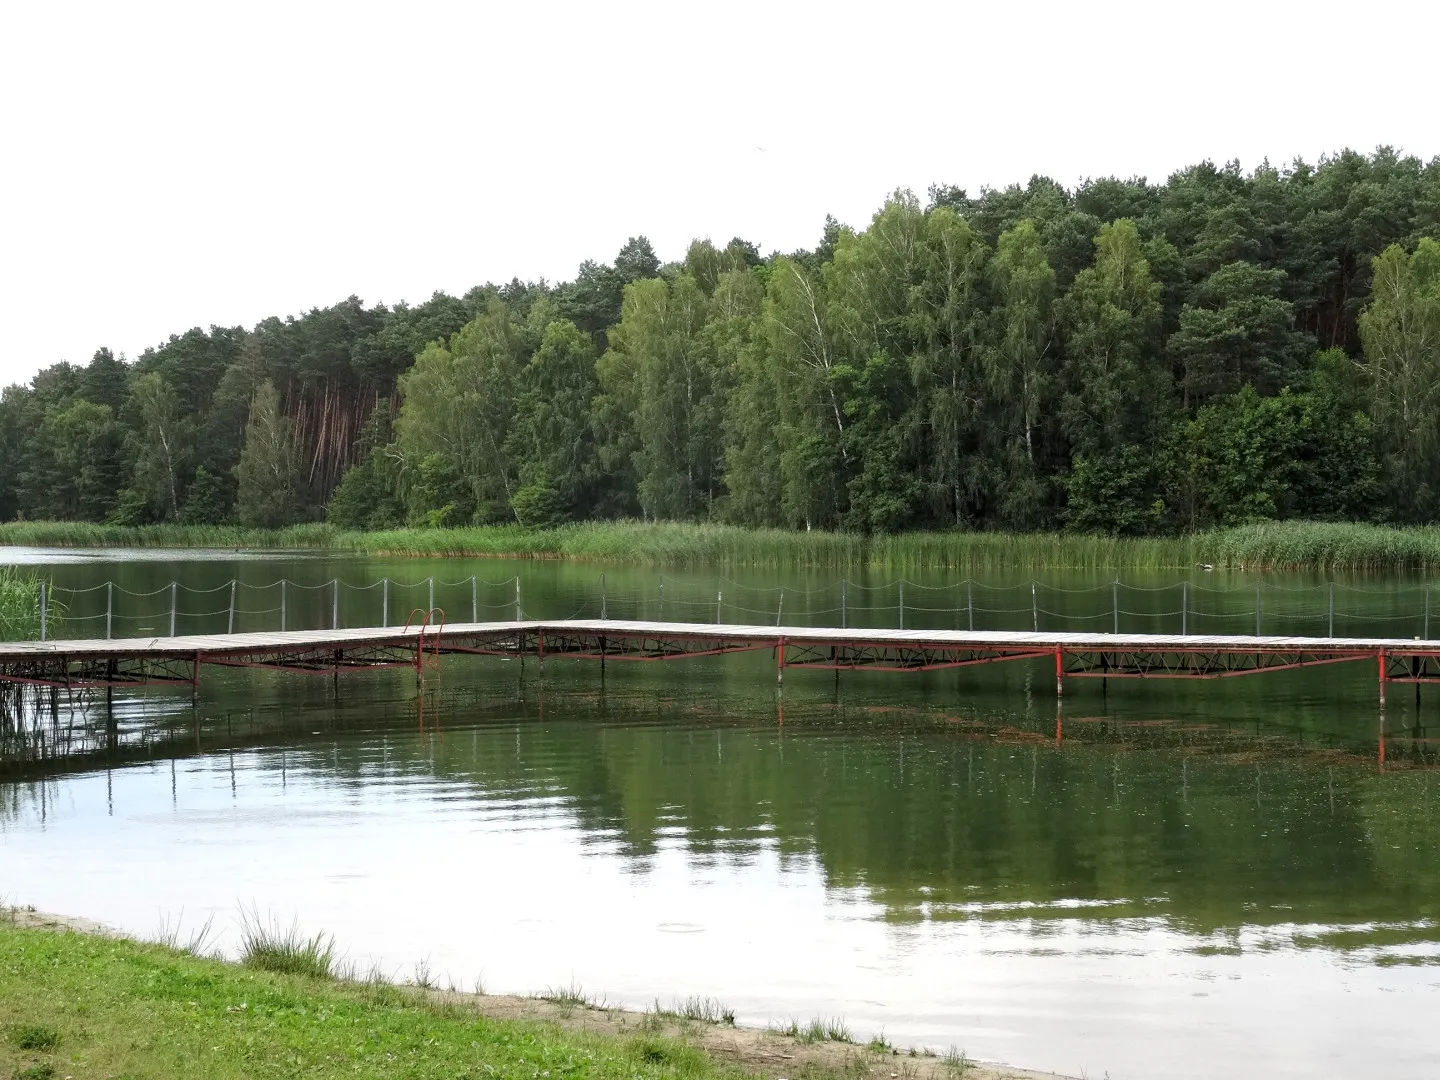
[0,917,1015,1080]
[0,921,725,1080]
[3,518,1440,571]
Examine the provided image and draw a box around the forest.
[1,147,1438,537]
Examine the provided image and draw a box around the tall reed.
[6,519,1440,572]
[0,567,43,641]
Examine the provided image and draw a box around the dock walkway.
[4,619,1440,703]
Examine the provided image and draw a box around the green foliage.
[123,372,192,521]
[235,380,303,527]
[507,320,600,522]
[2,150,1439,536]
[21,399,124,521]
[1360,237,1440,519]
[179,465,233,525]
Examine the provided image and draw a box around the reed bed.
[6,519,1440,572]
[0,568,43,641]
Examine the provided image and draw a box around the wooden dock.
[4,619,1440,704]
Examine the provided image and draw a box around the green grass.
[8,518,1440,571]
[236,907,337,979]
[769,1016,853,1044]
[651,996,736,1026]
[0,923,742,1080]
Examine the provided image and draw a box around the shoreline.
[0,906,1069,1080]
[3,518,1440,573]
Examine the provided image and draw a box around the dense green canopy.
[2,149,1438,534]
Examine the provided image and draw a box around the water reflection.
[3,667,1439,1079]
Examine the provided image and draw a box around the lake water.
[3,550,1439,1079]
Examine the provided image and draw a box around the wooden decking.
[3,619,1439,701]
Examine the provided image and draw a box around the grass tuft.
[153,911,215,956]
[236,907,336,979]
[628,1035,709,1072]
[942,1046,973,1077]
[7,1024,59,1051]
[771,1016,852,1044]
[656,995,735,1026]
[541,979,606,1011]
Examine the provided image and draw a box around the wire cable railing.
[17,575,1440,644]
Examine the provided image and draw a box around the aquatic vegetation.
[11,518,1440,571]
[0,568,44,641]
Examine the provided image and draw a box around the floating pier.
[2,619,1439,705]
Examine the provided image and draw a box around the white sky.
[1,0,1435,389]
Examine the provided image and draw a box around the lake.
[3,549,1439,1079]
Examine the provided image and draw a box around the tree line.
[2,148,1438,535]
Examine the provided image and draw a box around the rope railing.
[19,574,1440,644]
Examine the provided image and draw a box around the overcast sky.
[1,0,1435,388]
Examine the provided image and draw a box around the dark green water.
[3,549,1439,1079]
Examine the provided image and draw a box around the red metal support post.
[1378,649,1387,709]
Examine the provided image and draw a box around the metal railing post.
[228,580,236,634]
[428,576,434,615]
[716,585,723,624]
[659,575,664,621]
[1031,581,1038,633]
[106,581,113,640]
[1256,584,1262,637]
[280,579,287,631]
[471,576,478,623]
[169,581,178,637]
[1328,582,1334,638]
[38,581,47,642]
[968,581,973,631]
[898,581,904,630]
[514,577,521,622]
[1112,581,1119,635]
[841,579,847,629]
[1181,580,1188,636]
[382,578,389,627]
[777,588,784,627]
[332,579,339,630]
[601,574,607,620]
[1426,585,1432,640]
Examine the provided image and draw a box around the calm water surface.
[3,551,1440,1080]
